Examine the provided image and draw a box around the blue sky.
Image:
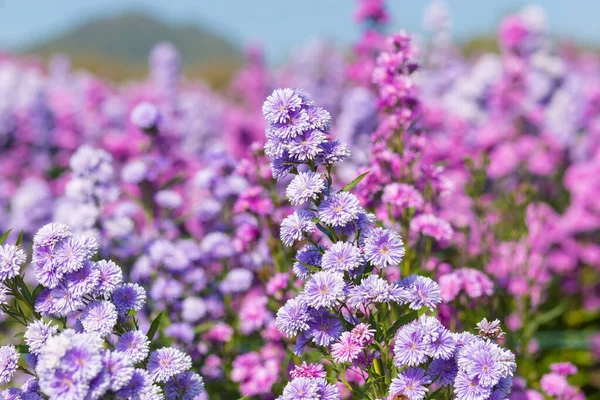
[0,0,598,62]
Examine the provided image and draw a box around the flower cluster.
[0,224,203,400]
[0,0,596,397]
[264,88,516,400]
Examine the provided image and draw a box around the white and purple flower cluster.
[263,88,515,400]
[392,316,515,400]
[0,223,204,400]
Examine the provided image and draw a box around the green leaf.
[15,344,29,354]
[32,285,44,300]
[16,277,33,305]
[340,171,370,192]
[293,258,320,273]
[15,231,24,247]
[127,309,139,317]
[14,332,24,339]
[385,310,419,340]
[147,312,163,341]
[0,229,12,245]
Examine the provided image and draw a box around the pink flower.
[266,273,290,296]
[550,362,578,377]
[499,15,529,50]
[290,362,326,379]
[203,322,234,343]
[540,372,569,396]
[331,332,363,364]
[410,213,453,242]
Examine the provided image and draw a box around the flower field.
[0,1,597,399]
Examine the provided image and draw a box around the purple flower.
[219,268,253,294]
[63,260,100,297]
[33,223,71,248]
[102,350,134,391]
[321,242,363,272]
[165,372,205,400]
[49,284,85,316]
[399,275,441,310]
[270,154,295,180]
[281,210,316,247]
[293,245,323,279]
[453,332,479,349]
[466,349,504,387]
[348,275,406,308]
[53,236,96,275]
[69,145,115,185]
[269,108,310,140]
[111,283,146,317]
[154,190,183,209]
[318,192,362,227]
[36,330,104,397]
[306,106,332,130]
[454,371,492,400]
[428,358,458,386]
[457,337,515,390]
[331,332,362,363]
[302,271,346,309]
[288,130,327,161]
[265,127,290,158]
[314,377,340,400]
[181,297,207,323]
[121,160,148,184]
[364,228,405,268]
[320,140,351,164]
[24,320,58,355]
[200,232,235,260]
[94,259,123,297]
[389,367,431,400]
[115,368,154,399]
[0,346,19,384]
[427,325,456,360]
[394,324,429,367]
[276,297,311,337]
[87,368,110,399]
[146,347,192,383]
[279,377,319,400]
[165,323,195,343]
[306,310,343,346]
[0,245,26,281]
[115,330,150,364]
[80,300,118,337]
[286,172,325,206]
[130,102,161,130]
[262,88,303,124]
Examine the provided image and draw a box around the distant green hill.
[22,13,243,87]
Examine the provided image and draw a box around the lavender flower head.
[0,346,19,384]
[302,271,346,309]
[130,102,161,131]
[286,172,325,206]
[219,268,253,294]
[146,347,192,383]
[0,244,26,281]
[364,228,406,269]
[318,192,362,227]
